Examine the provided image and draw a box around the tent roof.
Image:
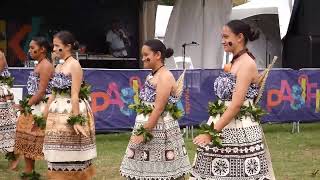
[231,0,278,20]
[155,5,173,38]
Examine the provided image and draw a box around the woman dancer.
[14,36,54,176]
[191,20,275,179]
[0,50,18,170]
[43,31,96,180]
[120,39,191,180]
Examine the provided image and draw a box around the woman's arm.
[28,62,54,106]
[0,51,6,72]
[70,61,83,116]
[214,62,256,131]
[69,61,88,137]
[43,94,55,119]
[144,73,173,130]
[131,72,173,144]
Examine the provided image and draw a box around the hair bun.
[48,43,54,52]
[248,28,260,41]
[73,41,80,50]
[165,48,174,58]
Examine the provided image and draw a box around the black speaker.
[283,35,320,69]
[295,0,320,35]
[311,36,320,67]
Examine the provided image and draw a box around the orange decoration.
[224,63,232,73]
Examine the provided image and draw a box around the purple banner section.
[9,68,320,132]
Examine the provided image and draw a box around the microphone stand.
[182,42,199,69]
[182,43,187,69]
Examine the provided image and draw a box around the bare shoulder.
[159,70,175,82]
[239,54,257,72]
[38,61,53,75]
[42,60,54,70]
[0,51,6,63]
[55,64,62,72]
[70,58,82,69]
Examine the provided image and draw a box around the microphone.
[33,50,37,54]
[182,41,200,47]
[191,41,200,45]
[59,59,65,64]
[228,42,233,46]
[59,49,62,52]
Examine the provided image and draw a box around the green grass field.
[1,123,319,180]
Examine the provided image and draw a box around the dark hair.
[144,39,174,61]
[226,20,260,44]
[54,31,79,50]
[32,36,52,53]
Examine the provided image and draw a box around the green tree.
[158,0,247,7]
[158,0,176,6]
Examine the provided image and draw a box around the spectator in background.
[106,19,131,57]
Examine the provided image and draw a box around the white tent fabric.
[155,5,173,39]
[231,0,294,39]
[141,0,158,42]
[164,0,232,69]
[138,0,158,67]
[277,0,295,39]
[231,0,278,20]
[230,0,295,68]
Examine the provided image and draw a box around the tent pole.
[201,0,205,68]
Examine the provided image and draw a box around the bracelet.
[209,101,267,123]
[199,122,223,147]
[19,96,33,115]
[208,101,226,118]
[67,114,87,126]
[134,125,153,143]
[129,101,184,120]
[33,115,46,130]
[0,76,14,88]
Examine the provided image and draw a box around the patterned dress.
[190,72,274,180]
[43,73,96,180]
[0,67,17,154]
[14,71,52,160]
[120,74,191,180]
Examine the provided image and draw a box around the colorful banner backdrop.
[9,68,320,132]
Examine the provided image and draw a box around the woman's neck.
[62,53,72,60]
[37,54,47,63]
[232,45,246,56]
[152,64,165,73]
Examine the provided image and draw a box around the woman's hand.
[193,134,212,146]
[130,135,144,144]
[13,104,22,111]
[42,106,49,119]
[73,124,88,137]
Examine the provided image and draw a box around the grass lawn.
[0,123,319,180]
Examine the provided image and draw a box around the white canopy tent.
[159,0,294,69]
[229,0,295,68]
[155,5,173,41]
[231,0,294,39]
[164,0,232,69]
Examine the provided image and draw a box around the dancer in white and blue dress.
[43,31,96,180]
[120,39,191,180]
[191,20,275,179]
[0,50,18,170]
[14,36,54,176]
